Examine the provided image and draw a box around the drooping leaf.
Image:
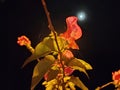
[31,55,55,90]
[22,41,51,68]
[71,66,89,78]
[70,76,88,90]
[68,58,92,70]
[67,58,92,77]
[67,58,86,69]
[78,59,93,70]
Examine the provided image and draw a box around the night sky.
[7,0,120,90]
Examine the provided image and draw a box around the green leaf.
[34,41,52,57]
[78,59,93,70]
[68,58,92,70]
[31,55,55,90]
[22,41,51,68]
[68,58,86,69]
[44,33,68,52]
[67,58,92,77]
[42,37,56,51]
[43,36,68,54]
[71,66,89,77]
[53,37,68,51]
[70,76,88,90]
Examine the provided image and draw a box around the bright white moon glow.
[77,11,86,21]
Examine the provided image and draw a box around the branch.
[41,0,61,53]
[41,0,55,32]
[26,45,40,62]
[96,82,113,90]
[41,0,65,89]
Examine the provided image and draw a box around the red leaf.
[64,66,74,75]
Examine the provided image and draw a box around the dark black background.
[7,0,120,90]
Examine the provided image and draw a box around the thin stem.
[97,81,113,90]
[41,0,60,53]
[26,44,34,53]
[26,44,39,62]
[41,0,65,89]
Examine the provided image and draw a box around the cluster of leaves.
[18,16,93,90]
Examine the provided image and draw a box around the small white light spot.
[77,11,86,21]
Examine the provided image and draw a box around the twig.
[41,0,65,89]
[96,82,113,90]
[41,0,60,53]
[26,44,40,62]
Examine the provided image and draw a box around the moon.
[77,11,86,21]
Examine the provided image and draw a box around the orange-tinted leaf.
[31,55,55,90]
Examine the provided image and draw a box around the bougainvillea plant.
[17,0,92,90]
[17,0,120,90]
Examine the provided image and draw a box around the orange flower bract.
[17,35,31,46]
[60,16,82,49]
[62,50,74,59]
[112,69,120,87]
